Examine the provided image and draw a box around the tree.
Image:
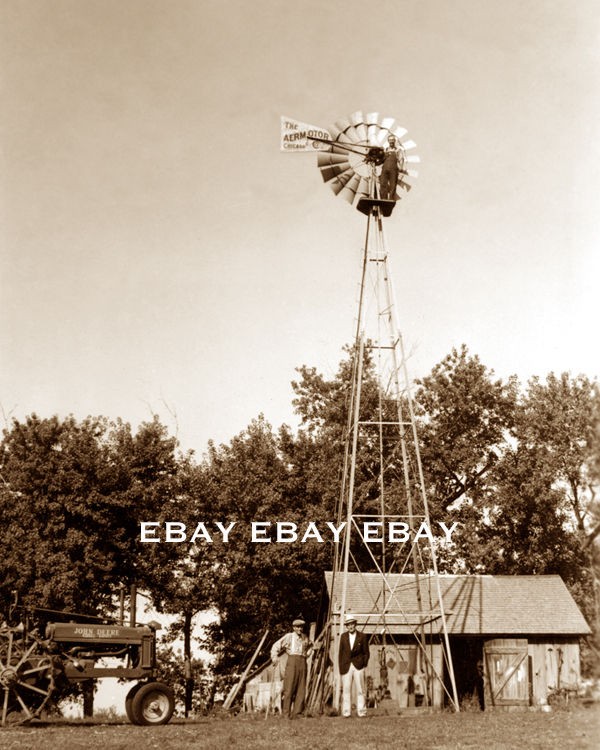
[503,373,600,646]
[415,345,518,514]
[2,415,118,614]
[483,443,584,580]
[517,373,599,546]
[0,413,183,616]
[411,346,516,570]
[199,415,331,677]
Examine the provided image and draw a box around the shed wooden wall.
[528,638,581,705]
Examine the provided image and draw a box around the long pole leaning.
[224,628,270,711]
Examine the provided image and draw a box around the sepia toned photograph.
[1,1,599,747]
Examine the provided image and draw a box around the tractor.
[0,589,175,727]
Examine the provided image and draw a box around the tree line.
[1,344,598,705]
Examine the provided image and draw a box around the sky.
[2,0,599,456]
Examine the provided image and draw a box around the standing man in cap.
[270,615,313,718]
[338,614,370,717]
[379,134,405,201]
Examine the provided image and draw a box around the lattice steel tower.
[308,111,459,712]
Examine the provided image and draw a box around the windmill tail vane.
[280,116,332,151]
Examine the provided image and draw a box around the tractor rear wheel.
[130,681,174,725]
[0,627,56,726]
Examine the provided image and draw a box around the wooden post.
[183,611,193,717]
[82,679,94,718]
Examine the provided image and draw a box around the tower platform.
[356,198,396,217]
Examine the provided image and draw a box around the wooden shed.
[242,662,284,713]
[322,572,591,711]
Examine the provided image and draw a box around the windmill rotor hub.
[366,146,385,166]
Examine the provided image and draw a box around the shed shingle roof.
[324,572,591,636]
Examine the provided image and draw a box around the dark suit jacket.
[338,630,370,675]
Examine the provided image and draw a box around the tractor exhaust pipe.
[130,584,137,626]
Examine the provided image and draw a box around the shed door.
[483,639,529,708]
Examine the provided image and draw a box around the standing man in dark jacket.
[338,614,370,717]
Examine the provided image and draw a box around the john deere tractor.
[0,593,175,727]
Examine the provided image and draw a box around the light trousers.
[341,663,366,717]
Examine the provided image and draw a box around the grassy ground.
[0,707,598,750]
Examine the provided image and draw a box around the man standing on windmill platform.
[379,134,404,200]
[339,614,370,718]
[270,615,313,718]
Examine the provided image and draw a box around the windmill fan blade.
[390,125,408,139]
[320,163,351,183]
[334,115,365,145]
[331,170,356,195]
[333,134,354,150]
[334,117,352,137]
[357,123,369,142]
[340,126,361,144]
[405,155,421,163]
[366,126,379,146]
[339,172,362,202]
[400,139,417,150]
[339,189,356,205]
[366,113,381,145]
[329,144,353,156]
[328,125,341,141]
[373,129,389,146]
[339,187,360,204]
[321,159,351,175]
[355,176,371,201]
[350,111,368,142]
[318,152,350,168]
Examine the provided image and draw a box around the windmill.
[282,111,459,713]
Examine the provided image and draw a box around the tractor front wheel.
[130,681,174,725]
